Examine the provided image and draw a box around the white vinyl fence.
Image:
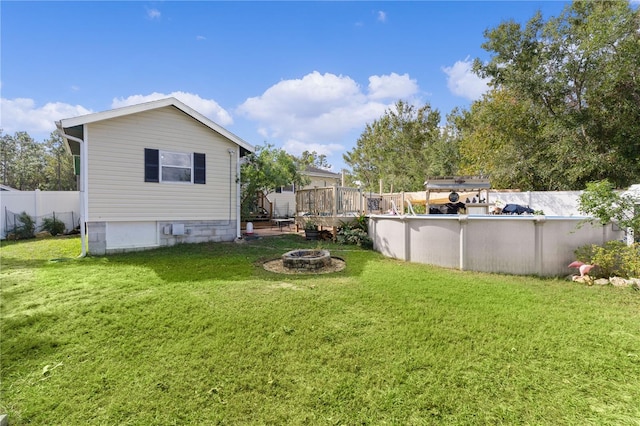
[489,191,583,216]
[369,215,624,277]
[1,190,80,239]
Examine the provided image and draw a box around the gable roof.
[303,165,341,179]
[0,184,19,191]
[56,97,254,154]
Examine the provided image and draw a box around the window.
[145,149,205,184]
[161,151,192,182]
[275,184,295,193]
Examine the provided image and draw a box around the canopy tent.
[424,176,491,214]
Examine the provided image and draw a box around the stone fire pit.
[282,249,332,271]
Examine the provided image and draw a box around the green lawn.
[1,236,639,425]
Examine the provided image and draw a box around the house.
[56,97,254,255]
[268,166,342,217]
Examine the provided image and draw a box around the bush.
[303,219,318,230]
[41,217,66,236]
[407,203,426,214]
[575,241,640,279]
[337,215,373,249]
[10,211,36,240]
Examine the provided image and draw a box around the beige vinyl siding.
[304,176,340,189]
[86,106,238,221]
[267,191,296,217]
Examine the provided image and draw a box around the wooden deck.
[294,186,370,230]
[295,180,493,224]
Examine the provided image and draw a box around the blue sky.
[1,1,571,171]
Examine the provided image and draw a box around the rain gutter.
[55,122,87,258]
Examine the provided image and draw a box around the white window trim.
[278,183,295,193]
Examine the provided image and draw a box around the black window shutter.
[144,148,159,182]
[194,153,206,184]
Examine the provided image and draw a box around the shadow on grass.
[94,234,374,283]
[1,312,64,365]
[0,234,376,284]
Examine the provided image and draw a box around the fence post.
[403,217,410,261]
[534,216,546,275]
[459,215,469,270]
[34,189,39,232]
[332,186,338,217]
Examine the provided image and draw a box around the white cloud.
[0,97,92,138]
[146,8,161,20]
[282,139,344,158]
[196,35,206,41]
[112,91,233,126]
[377,11,387,23]
[236,71,414,156]
[442,58,490,101]
[368,73,418,100]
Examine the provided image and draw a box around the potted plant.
[303,218,319,240]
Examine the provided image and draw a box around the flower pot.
[304,229,319,240]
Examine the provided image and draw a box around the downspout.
[225,148,242,239]
[228,149,234,226]
[56,123,87,257]
[235,149,242,239]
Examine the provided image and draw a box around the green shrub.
[575,240,640,279]
[337,214,373,249]
[303,219,318,230]
[407,203,426,214]
[41,216,66,236]
[337,227,373,249]
[622,244,640,278]
[10,211,35,240]
[353,213,369,232]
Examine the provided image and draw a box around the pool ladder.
[390,200,417,216]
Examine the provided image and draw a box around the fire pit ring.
[282,249,332,271]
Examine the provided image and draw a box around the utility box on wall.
[171,224,185,235]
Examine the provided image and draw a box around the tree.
[42,131,76,191]
[0,130,17,187]
[0,130,76,191]
[472,0,640,189]
[457,89,558,190]
[1,131,47,190]
[343,100,456,193]
[299,150,331,170]
[240,144,309,218]
[578,180,639,242]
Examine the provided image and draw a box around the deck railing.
[296,186,376,216]
[295,187,432,218]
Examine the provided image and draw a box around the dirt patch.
[263,257,346,274]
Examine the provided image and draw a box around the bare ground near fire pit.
[263,257,346,274]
